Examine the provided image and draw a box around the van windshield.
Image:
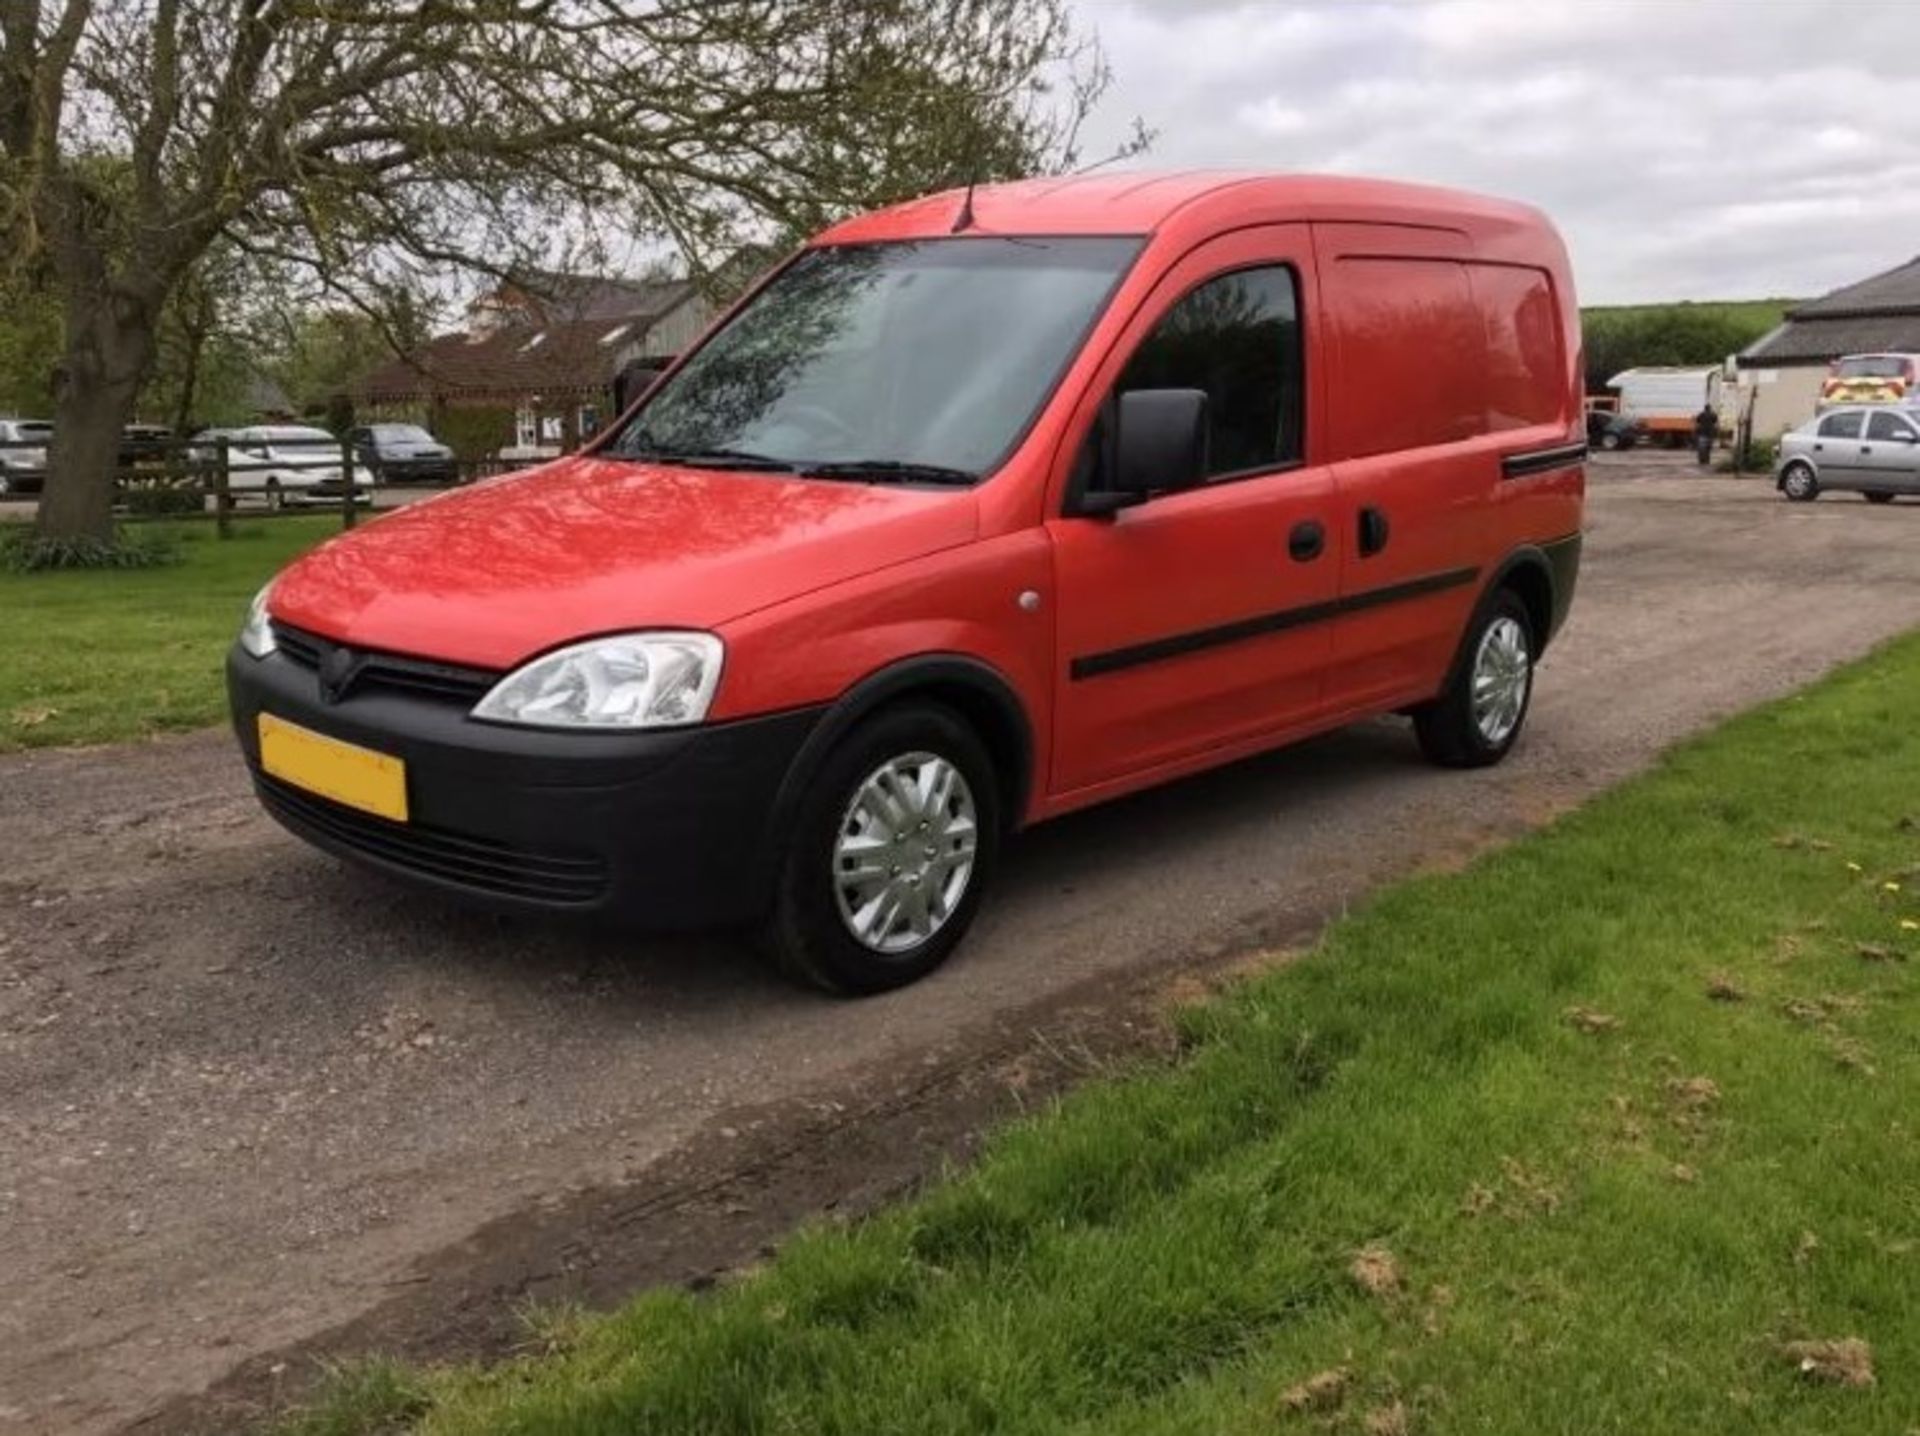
[610,237,1141,481]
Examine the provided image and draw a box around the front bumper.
[227,644,823,929]
[376,457,459,484]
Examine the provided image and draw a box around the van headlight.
[472,632,724,729]
[239,584,277,658]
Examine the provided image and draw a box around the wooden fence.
[0,434,530,538]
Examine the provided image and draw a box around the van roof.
[813,170,1547,246]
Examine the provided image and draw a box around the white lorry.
[1606,366,1721,446]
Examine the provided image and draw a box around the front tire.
[1865,491,1895,505]
[264,478,285,511]
[1413,591,1535,769]
[1780,463,1819,502]
[1599,430,1623,451]
[761,704,1000,995]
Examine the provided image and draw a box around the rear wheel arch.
[1481,547,1555,657]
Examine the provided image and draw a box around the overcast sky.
[1070,0,1920,305]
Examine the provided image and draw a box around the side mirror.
[1077,388,1209,516]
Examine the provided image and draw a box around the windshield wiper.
[626,446,798,472]
[799,459,977,486]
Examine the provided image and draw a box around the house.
[1733,254,1920,440]
[352,268,727,458]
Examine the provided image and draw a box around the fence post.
[340,434,358,530]
[214,438,233,540]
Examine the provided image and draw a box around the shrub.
[118,484,205,517]
[0,526,180,571]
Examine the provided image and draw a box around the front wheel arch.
[753,655,1034,900]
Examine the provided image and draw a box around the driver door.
[1045,226,1339,798]
[1862,409,1920,491]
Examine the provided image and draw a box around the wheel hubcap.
[832,751,977,955]
[1471,616,1530,746]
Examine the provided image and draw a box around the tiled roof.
[1739,314,1920,367]
[355,313,663,403]
[1737,255,1920,367]
[1787,255,1920,319]
[501,271,695,323]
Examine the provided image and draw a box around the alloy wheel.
[1471,615,1530,746]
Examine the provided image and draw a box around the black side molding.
[1501,442,1587,480]
[1070,565,1479,681]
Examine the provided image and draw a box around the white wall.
[1733,366,1826,440]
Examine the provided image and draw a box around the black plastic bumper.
[227,645,823,929]
[1542,532,1581,646]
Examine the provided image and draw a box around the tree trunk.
[36,289,160,543]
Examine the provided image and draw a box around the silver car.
[1777,405,1920,503]
[0,417,52,495]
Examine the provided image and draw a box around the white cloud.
[1071,0,1920,302]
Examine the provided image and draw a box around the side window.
[1817,411,1863,439]
[1117,266,1302,478]
[1866,410,1915,442]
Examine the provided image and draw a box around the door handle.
[1288,519,1325,562]
[1358,506,1390,557]
[1862,446,1875,455]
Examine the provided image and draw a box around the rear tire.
[1866,491,1895,505]
[1780,462,1819,502]
[760,703,1000,995]
[1413,591,1535,769]
[1599,430,1622,451]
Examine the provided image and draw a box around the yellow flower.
[1885,881,1903,893]
[1846,861,1863,873]
[1902,920,1920,932]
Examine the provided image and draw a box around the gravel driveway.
[6,457,1920,1434]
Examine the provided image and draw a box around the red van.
[229,173,1584,993]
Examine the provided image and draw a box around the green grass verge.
[0,517,335,751]
[285,633,1920,1433]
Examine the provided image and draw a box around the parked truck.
[1605,366,1722,446]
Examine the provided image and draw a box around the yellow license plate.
[258,713,409,822]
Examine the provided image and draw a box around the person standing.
[1694,403,1718,466]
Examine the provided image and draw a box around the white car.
[195,425,373,508]
[0,418,52,495]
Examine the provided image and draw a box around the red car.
[229,173,1585,993]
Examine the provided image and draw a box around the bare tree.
[0,0,1139,548]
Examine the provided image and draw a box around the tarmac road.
[6,457,1920,1433]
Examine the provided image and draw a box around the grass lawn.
[286,634,1920,1434]
[0,517,336,752]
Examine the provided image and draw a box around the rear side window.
[1866,410,1916,441]
[1117,266,1302,478]
[1472,265,1564,431]
[1325,257,1483,458]
[1817,411,1863,439]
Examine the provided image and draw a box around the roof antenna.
[950,173,978,234]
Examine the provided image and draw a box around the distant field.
[1581,299,1802,390]
[1582,298,1799,329]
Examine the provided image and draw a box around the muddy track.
[6,462,1920,1434]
